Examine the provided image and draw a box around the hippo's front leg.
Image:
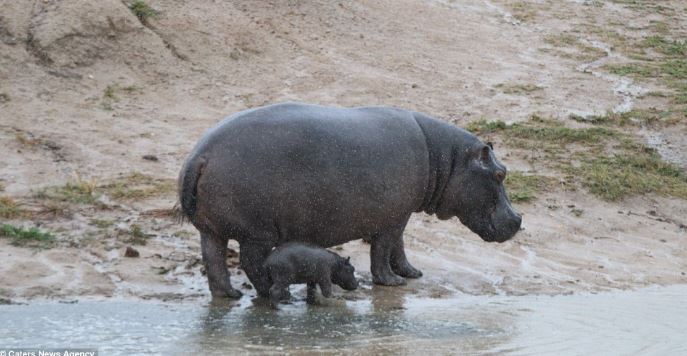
[390,232,423,279]
[370,222,408,286]
[317,275,333,298]
[268,280,290,309]
[201,233,243,299]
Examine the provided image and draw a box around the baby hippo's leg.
[318,277,333,298]
[306,282,318,304]
[269,282,289,309]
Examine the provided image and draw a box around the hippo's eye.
[495,170,505,183]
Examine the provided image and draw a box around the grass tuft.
[129,0,158,21]
[607,64,657,78]
[35,174,98,204]
[35,172,174,207]
[101,172,175,200]
[509,1,538,22]
[103,85,117,100]
[124,224,151,245]
[505,172,553,203]
[644,36,687,57]
[496,83,543,95]
[0,224,55,248]
[661,59,687,79]
[90,219,114,229]
[569,108,672,127]
[0,197,22,219]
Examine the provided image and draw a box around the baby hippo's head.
[331,256,358,291]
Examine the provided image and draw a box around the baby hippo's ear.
[346,256,351,263]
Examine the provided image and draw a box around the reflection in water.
[189,289,498,354]
[370,285,406,312]
[1,286,686,355]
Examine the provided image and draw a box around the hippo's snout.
[484,208,522,243]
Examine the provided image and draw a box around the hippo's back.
[182,103,429,245]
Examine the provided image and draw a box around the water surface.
[2,285,686,355]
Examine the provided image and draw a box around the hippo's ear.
[346,256,351,263]
[487,141,494,150]
[479,145,491,164]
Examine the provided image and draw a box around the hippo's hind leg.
[239,242,273,298]
[201,232,243,299]
[390,234,423,279]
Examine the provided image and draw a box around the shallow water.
[1,285,686,355]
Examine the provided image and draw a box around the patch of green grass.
[496,83,543,95]
[90,219,114,229]
[467,118,619,146]
[101,83,141,111]
[39,201,70,218]
[569,108,671,127]
[0,197,22,219]
[545,34,577,47]
[125,224,151,245]
[509,1,538,22]
[103,83,141,99]
[469,117,687,201]
[646,91,668,98]
[0,224,55,248]
[650,21,670,35]
[172,230,194,238]
[101,84,119,110]
[505,172,553,203]
[644,36,687,57]
[612,0,675,15]
[466,120,507,134]
[103,85,117,100]
[576,144,687,201]
[543,32,608,61]
[661,59,687,79]
[607,63,657,78]
[673,84,687,104]
[35,176,98,204]
[102,172,175,200]
[129,0,158,21]
[35,173,174,206]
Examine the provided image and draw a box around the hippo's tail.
[177,155,206,224]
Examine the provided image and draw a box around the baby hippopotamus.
[264,243,358,309]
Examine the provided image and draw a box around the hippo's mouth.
[476,219,500,243]
[462,214,519,243]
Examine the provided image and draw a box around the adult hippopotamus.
[178,102,521,298]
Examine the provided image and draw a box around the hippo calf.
[264,243,358,308]
[178,102,521,298]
